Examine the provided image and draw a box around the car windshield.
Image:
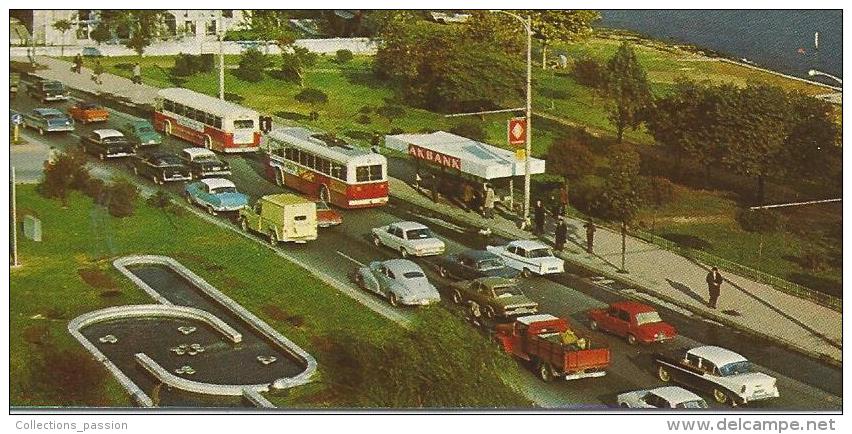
[718,361,753,376]
[406,228,433,239]
[102,137,128,144]
[477,258,505,270]
[195,154,219,162]
[211,187,237,194]
[402,271,425,279]
[527,248,553,258]
[157,156,182,165]
[316,202,330,211]
[44,82,64,91]
[493,285,522,298]
[676,400,709,409]
[635,311,663,326]
[137,125,154,133]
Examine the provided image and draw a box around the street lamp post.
[493,10,533,222]
[808,69,842,85]
[218,13,225,100]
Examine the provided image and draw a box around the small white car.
[371,221,445,258]
[354,259,442,307]
[486,240,564,277]
[617,386,708,409]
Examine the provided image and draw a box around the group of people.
[71,54,142,86]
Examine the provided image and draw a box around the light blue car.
[184,178,248,215]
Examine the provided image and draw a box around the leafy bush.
[309,111,320,121]
[570,175,612,220]
[38,150,89,204]
[105,178,138,218]
[375,104,405,122]
[640,176,677,208]
[234,47,270,82]
[296,88,328,105]
[736,208,783,233]
[146,190,172,209]
[358,105,373,114]
[571,55,605,88]
[172,53,214,77]
[357,114,371,124]
[449,121,486,141]
[83,178,107,203]
[335,49,354,64]
[546,138,596,180]
[389,127,405,135]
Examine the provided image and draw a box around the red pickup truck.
[493,314,610,382]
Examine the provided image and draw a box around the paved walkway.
[22,55,842,365]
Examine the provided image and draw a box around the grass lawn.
[10,184,531,408]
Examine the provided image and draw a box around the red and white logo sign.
[408,144,462,171]
[508,117,527,146]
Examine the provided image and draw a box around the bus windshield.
[356,165,383,182]
[233,119,254,129]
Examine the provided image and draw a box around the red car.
[587,301,677,345]
[316,201,342,228]
[68,101,109,124]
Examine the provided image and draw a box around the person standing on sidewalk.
[132,62,142,84]
[484,183,496,219]
[414,170,423,193]
[555,216,567,251]
[584,220,596,254]
[533,199,546,235]
[73,53,83,74]
[706,267,723,309]
[560,184,569,216]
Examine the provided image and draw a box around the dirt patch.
[309,334,336,354]
[22,325,51,345]
[99,289,123,298]
[78,268,118,290]
[222,276,248,290]
[45,306,67,320]
[261,304,306,328]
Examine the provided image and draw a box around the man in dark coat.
[555,216,568,251]
[584,220,596,254]
[533,200,546,235]
[706,267,723,308]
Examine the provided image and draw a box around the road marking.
[336,251,364,267]
[415,215,466,233]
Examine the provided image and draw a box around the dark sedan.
[437,249,520,280]
[131,152,192,184]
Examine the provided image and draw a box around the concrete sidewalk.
[22,55,842,365]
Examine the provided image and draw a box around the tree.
[234,47,270,82]
[277,46,317,86]
[240,11,297,48]
[527,10,600,68]
[89,23,111,45]
[602,42,652,143]
[104,178,138,218]
[784,92,841,188]
[39,150,89,206]
[601,144,643,272]
[52,19,74,57]
[97,10,166,56]
[546,138,596,181]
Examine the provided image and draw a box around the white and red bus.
[153,88,260,153]
[265,127,388,209]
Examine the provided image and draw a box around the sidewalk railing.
[624,226,842,312]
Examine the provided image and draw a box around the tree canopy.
[602,42,652,143]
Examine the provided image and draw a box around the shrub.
[358,105,373,114]
[571,56,606,88]
[105,178,138,218]
[224,92,244,103]
[172,53,214,77]
[357,114,371,124]
[309,111,320,121]
[449,121,486,141]
[295,88,328,105]
[146,190,171,209]
[375,104,405,122]
[39,150,89,203]
[546,138,596,180]
[83,178,106,203]
[389,127,404,135]
[736,208,783,233]
[570,175,611,220]
[198,53,215,73]
[640,176,677,208]
[335,49,354,64]
[234,47,269,82]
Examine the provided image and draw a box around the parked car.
[81,46,103,57]
[22,108,74,135]
[617,386,708,409]
[494,314,610,382]
[131,151,192,184]
[316,201,342,228]
[68,101,109,124]
[10,72,20,97]
[119,120,162,148]
[27,79,68,102]
[80,129,136,160]
[180,147,230,179]
[239,194,317,245]
[486,240,564,277]
[654,345,779,406]
[448,277,538,319]
[437,249,519,280]
[588,301,677,345]
[371,221,445,258]
[184,178,248,215]
[354,259,441,307]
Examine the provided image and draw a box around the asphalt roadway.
[11,92,842,411]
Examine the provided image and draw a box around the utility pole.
[218,11,225,100]
[523,14,532,222]
[11,167,19,267]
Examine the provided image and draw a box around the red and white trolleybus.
[153,88,260,153]
[265,127,388,209]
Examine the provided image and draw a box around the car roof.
[93,129,124,138]
[516,314,559,325]
[183,147,217,157]
[611,301,656,315]
[648,386,704,404]
[459,249,500,261]
[508,239,549,250]
[78,102,101,108]
[391,221,428,231]
[382,259,424,275]
[200,178,235,190]
[34,108,63,116]
[473,276,515,288]
[687,346,748,366]
[262,193,313,207]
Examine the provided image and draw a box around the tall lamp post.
[808,69,842,85]
[217,11,226,100]
[493,10,533,222]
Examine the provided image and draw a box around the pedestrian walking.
[414,170,423,193]
[533,199,546,235]
[484,184,496,219]
[430,173,439,203]
[131,62,142,84]
[584,220,596,254]
[91,60,104,85]
[73,53,83,74]
[706,267,724,309]
[560,185,569,215]
[555,216,567,251]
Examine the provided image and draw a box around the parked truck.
[239,194,317,245]
[493,314,610,382]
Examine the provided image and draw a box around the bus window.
[319,158,331,175]
[173,103,185,116]
[214,116,222,129]
[369,165,383,181]
[163,99,174,112]
[357,165,383,182]
[233,119,254,129]
[331,164,343,180]
[305,154,315,169]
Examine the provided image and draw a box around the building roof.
[516,314,559,325]
[268,127,386,166]
[157,88,258,119]
[611,301,657,315]
[687,346,748,367]
[182,147,218,158]
[391,221,428,231]
[508,239,550,251]
[648,386,704,405]
[200,178,235,190]
[384,131,545,180]
[262,193,314,207]
[93,129,124,139]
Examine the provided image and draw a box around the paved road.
[11,92,841,411]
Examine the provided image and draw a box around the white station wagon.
[617,386,708,409]
[487,240,564,277]
[371,221,445,258]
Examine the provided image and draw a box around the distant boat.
[815,31,820,50]
[741,58,756,65]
